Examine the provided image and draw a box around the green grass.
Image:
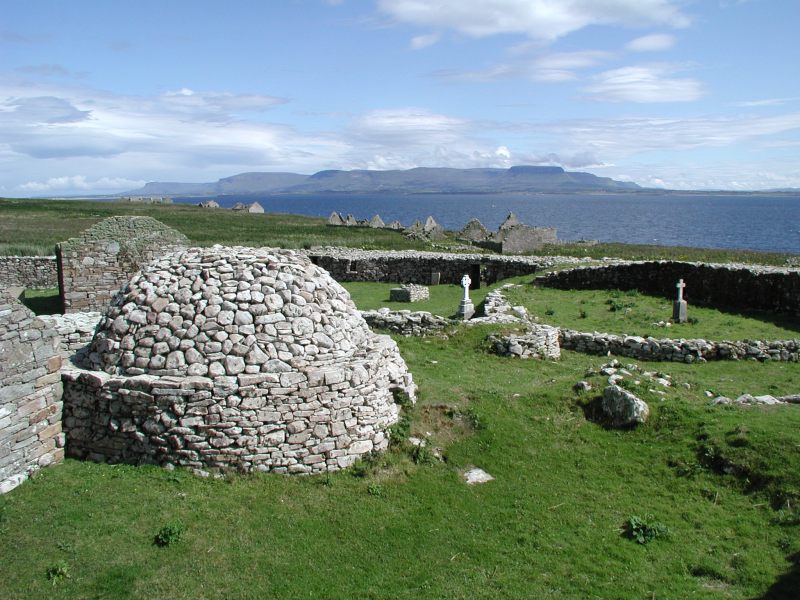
[20,287,61,315]
[342,280,501,317]
[505,284,800,340]
[0,198,448,254]
[537,241,795,267]
[3,200,799,597]
[1,326,798,599]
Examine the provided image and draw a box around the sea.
[173,192,800,254]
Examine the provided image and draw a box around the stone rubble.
[487,325,561,360]
[361,308,450,337]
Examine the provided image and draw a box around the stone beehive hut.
[63,245,416,474]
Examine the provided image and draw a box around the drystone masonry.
[307,248,584,288]
[0,289,64,494]
[57,216,188,314]
[537,261,800,315]
[0,256,58,288]
[40,312,102,361]
[62,245,416,474]
[389,284,430,302]
[487,325,561,360]
[361,309,450,337]
[559,329,800,363]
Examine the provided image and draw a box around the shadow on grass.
[756,552,800,600]
[20,288,61,315]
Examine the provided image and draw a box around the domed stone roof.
[69,246,415,473]
[90,246,393,378]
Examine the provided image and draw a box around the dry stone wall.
[40,312,102,361]
[57,216,188,313]
[61,245,416,474]
[389,284,429,302]
[0,290,64,494]
[308,248,575,287]
[537,261,800,315]
[487,325,561,360]
[361,309,450,336]
[560,329,800,363]
[0,256,58,288]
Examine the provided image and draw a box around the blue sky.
[2,0,799,195]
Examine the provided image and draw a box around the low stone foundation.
[487,325,561,360]
[389,284,430,302]
[361,309,450,337]
[560,329,800,363]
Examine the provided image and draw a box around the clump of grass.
[624,515,669,544]
[410,444,438,466]
[46,561,70,585]
[153,521,186,547]
[367,483,385,498]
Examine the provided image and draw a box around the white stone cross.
[676,279,686,302]
[461,273,471,302]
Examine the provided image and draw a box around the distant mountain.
[123,166,640,196]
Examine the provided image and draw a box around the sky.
[2,0,799,195]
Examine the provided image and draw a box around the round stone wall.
[63,246,416,474]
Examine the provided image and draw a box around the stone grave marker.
[458,273,475,320]
[672,278,688,323]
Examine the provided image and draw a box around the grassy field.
[0,198,439,255]
[503,284,800,341]
[1,197,796,265]
[2,199,799,597]
[1,325,798,599]
[343,281,497,318]
[536,241,796,267]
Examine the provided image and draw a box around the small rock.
[602,385,649,427]
[573,380,592,393]
[463,467,494,485]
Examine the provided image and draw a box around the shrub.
[624,514,669,544]
[367,483,384,498]
[154,521,186,547]
[46,561,70,585]
[410,444,437,466]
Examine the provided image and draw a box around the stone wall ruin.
[0,289,64,494]
[0,256,58,289]
[537,261,800,316]
[57,216,188,314]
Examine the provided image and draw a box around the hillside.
[124,166,641,196]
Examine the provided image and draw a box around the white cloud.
[410,33,441,49]
[626,33,675,52]
[735,97,799,108]
[18,176,146,194]
[378,0,689,42]
[350,108,467,145]
[437,50,611,82]
[584,64,704,102]
[546,112,800,156]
